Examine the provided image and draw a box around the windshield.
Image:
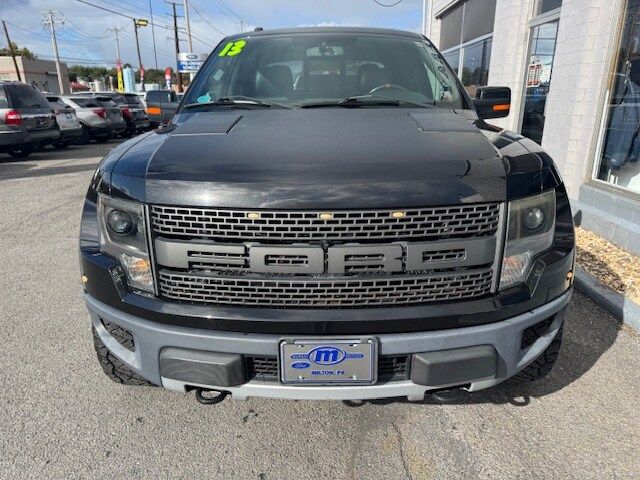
[184,33,464,109]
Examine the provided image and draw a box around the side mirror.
[473,86,511,119]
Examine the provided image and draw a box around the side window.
[146,91,159,103]
[0,87,8,109]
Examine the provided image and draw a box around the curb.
[574,265,640,333]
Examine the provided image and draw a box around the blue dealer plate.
[279,339,377,385]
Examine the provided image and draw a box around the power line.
[213,0,244,22]
[190,1,226,36]
[372,0,405,6]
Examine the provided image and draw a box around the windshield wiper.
[182,96,290,110]
[300,95,432,109]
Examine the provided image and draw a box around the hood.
[110,108,522,209]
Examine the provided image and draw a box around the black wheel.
[53,140,70,150]
[510,326,563,383]
[92,326,154,386]
[95,135,110,143]
[77,125,90,145]
[7,146,33,158]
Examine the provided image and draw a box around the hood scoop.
[409,112,478,133]
[171,113,242,135]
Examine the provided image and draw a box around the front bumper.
[86,289,571,401]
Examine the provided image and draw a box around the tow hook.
[194,387,229,405]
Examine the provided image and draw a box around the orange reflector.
[147,107,161,115]
[492,104,510,112]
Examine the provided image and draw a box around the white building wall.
[485,0,532,131]
[542,0,619,199]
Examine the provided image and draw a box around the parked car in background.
[46,95,82,149]
[0,81,59,158]
[123,93,150,134]
[87,92,150,137]
[144,89,179,127]
[59,95,124,143]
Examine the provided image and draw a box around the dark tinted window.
[9,84,49,108]
[463,0,496,42]
[47,97,68,110]
[535,0,562,15]
[439,5,463,51]
[146,90,174,103]
[124,95,143,106]
[95,98,118,107]
[70,97,102,107]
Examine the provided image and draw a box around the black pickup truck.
[80,27,574,403]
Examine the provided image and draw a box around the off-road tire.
[510,326,563,383]
[92,326,154,386]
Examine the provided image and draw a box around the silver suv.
[0,81,59,158]
[59,95,126,144]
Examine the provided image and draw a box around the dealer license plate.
[279,339,377,385]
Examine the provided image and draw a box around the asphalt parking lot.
[0,141,639,480]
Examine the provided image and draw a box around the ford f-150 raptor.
[80,27,575,403]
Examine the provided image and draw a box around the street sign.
[177,52,207,73]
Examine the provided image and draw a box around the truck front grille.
[158,268,493,308]
[150,203,501,242]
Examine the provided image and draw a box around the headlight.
[500,190,555,290]
[98,194,155,294]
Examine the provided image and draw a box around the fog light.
[120,253,154,292]
[107,210,135,235]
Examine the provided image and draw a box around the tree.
[0,41,37,59]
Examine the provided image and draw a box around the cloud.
[0,0,423,69]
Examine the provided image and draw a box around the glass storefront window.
[438,0,496,94]
[443,49,460,75]
[463,0,497,42]
[595,0,640,194]
[461,38,492,96]
[535,0,562,15]
[521,20,559,144]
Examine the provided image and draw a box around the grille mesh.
[245,355,410,382]
[150,203,501,242]
[158,269,493,308]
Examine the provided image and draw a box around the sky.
[0,0,424,70]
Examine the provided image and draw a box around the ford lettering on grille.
[154,237,497,275]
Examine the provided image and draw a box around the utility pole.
[109,26,123,63]
[166,1,183,92]
[133,19,148,91]
[182,0,194,81]
[42,10,65,94]
[2,20,21,82]
[109,25,125,93]
[148,0,159,70]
